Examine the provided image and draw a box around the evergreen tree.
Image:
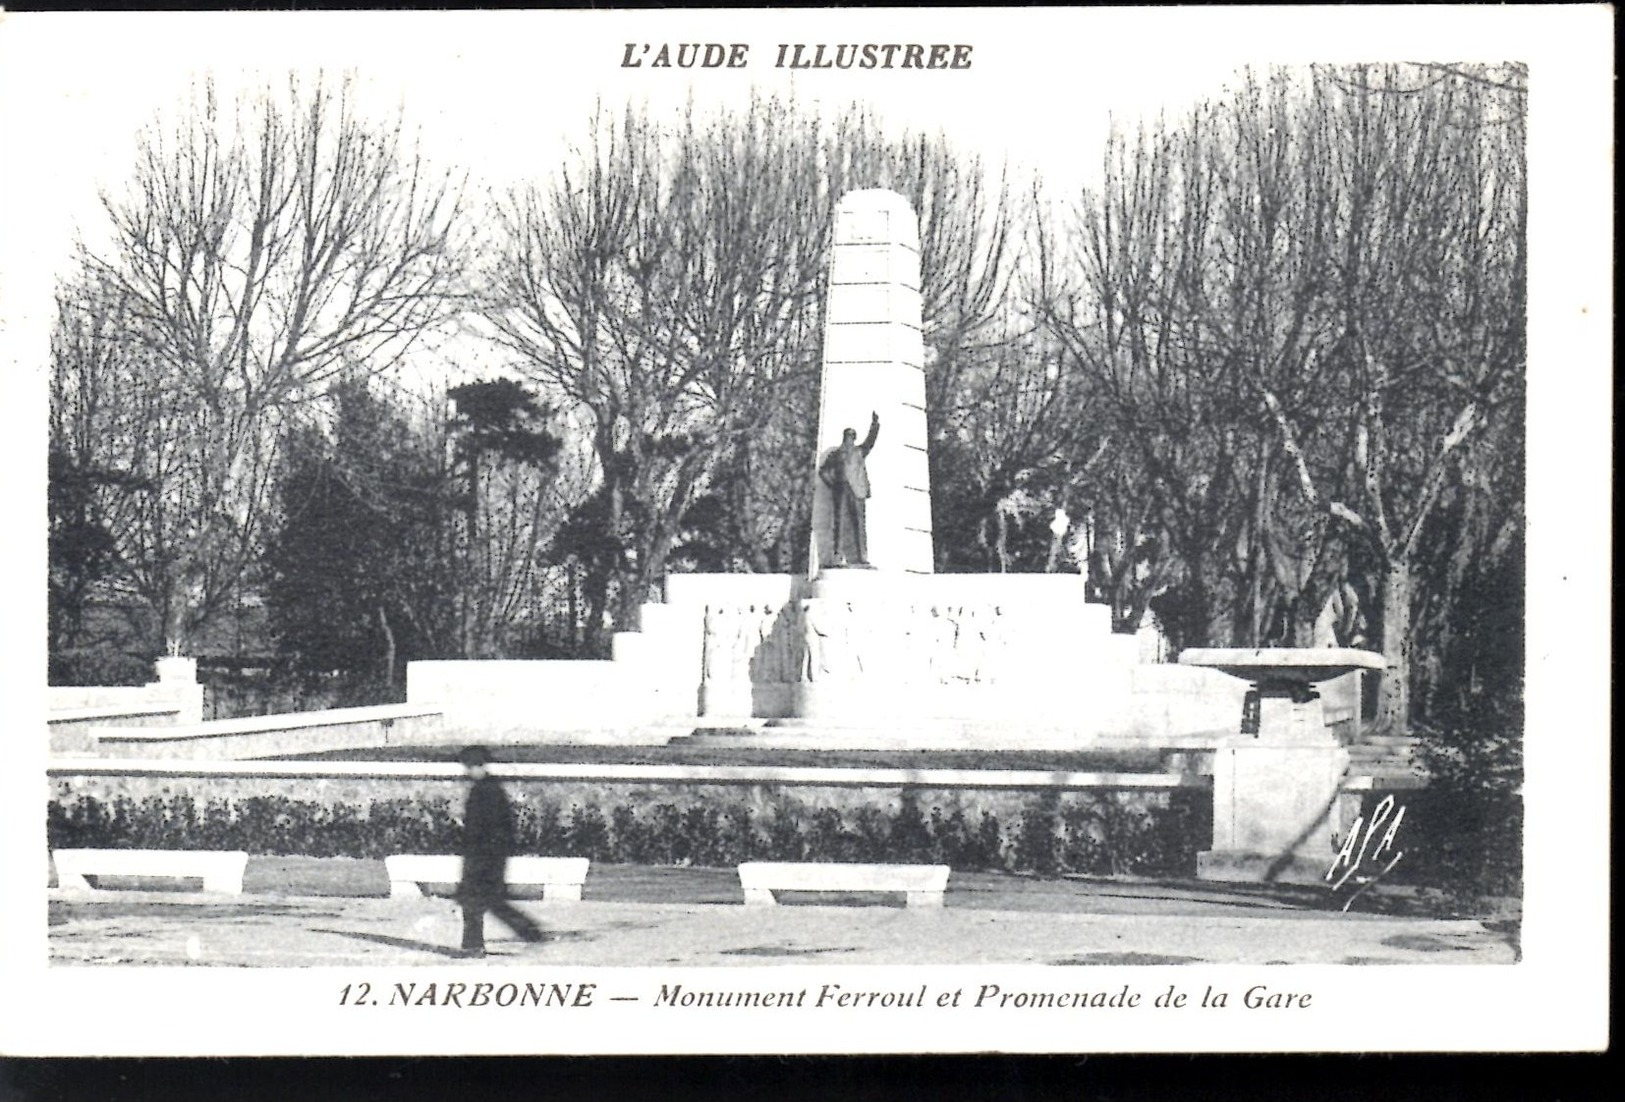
[266,381,455,687]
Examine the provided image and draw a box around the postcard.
[0,5,1611,1057]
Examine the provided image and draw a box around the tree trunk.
[580,559,613,658]
[1288,605,1319,648]
[1189,551,1236,649]
[567,559,580,654]
[1043,525,1065,574]
[377,604,397,689]
[619,537,670,633]
[580,464,625,658]
[1374,558,1415,733]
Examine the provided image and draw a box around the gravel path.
[47,860,1516,968]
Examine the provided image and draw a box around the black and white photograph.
[0,5,1610,1057]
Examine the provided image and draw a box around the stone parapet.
[89,704,446,760]
[48,657,205,752]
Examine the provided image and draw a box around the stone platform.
[668,720,1228,753]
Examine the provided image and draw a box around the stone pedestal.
[1199,741,1351,884]
[675,569,1142,734]
[806,565,891,603]
[1179,648,1385,885]
[792,568,915,723]
[154,655,197,685]
[152,655,204,726]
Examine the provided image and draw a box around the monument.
[808,189,934,576]
[1180,647,1387,884]
[396,189,1393,886]
[663,189,1135,733]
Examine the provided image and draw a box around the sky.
[1,5,1570,293]
[0,8,1265,391]
[2,8,1256,288]
[2,6,1583,390]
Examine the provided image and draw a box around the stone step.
[1348,761,1419,775]
[1350,758,1422,771]
[1347,743,1417,756]
[666,724,1197,753]
[1345,774,1430,793]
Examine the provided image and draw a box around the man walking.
[457,745,544,958]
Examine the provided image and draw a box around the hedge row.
[47,789,1205,878]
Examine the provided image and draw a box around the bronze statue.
[819,411,880,566]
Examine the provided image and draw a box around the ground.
[47,859,1516,967]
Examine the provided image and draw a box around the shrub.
[762,807,807,861]
[1014,796,1061,876]
[200,668,404,721]
[514,798,569,854]
[1057,799,1112,875]
[46,785,1207,877]
[1412,682,1524,904]
[891,795,933,862]
[562,804,609,860]
[49,647,154,687]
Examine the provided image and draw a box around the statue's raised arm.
[860,411,880,454]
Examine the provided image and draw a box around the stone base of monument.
[1194,852,1338,885]
[669,719,1186,752]
[806,564,884,599]
[1197,742,1350,886]
[699,681,796,719]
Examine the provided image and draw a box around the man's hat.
[458,745,493,767]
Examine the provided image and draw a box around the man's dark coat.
[459,775,515,902]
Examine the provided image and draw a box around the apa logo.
[1326,794,1406,911]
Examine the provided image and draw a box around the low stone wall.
[408,575,1160,742]
[88,705,445,760]
[48,758,1208,807]
[402,653,1359,750]
[48,658,206,753]
[46,760,1212,877]
[49,705,184,754]
[1126,664,1251,740]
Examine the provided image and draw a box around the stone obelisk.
[809,190,934,577]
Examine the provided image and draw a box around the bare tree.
[48,277,156,652]
[74,72,467,652]
[486,96,1062,647]
[1036,110,1268,648]
[1279,63,1527,729]
[443,379,568,658]
[485,97,830,648]
[1035,63,1526,730]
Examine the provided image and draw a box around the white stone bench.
[52,848,249,894]
[383,855,590,901]
[737,862,951,908]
